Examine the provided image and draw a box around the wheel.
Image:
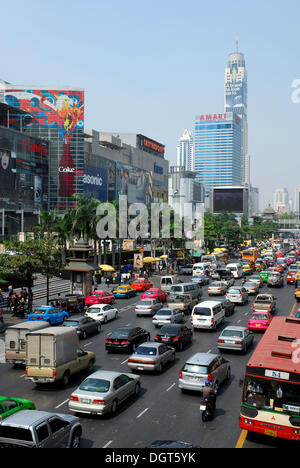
[202,411,209,423]
[177,342,183,351]
[104,316,108,324]
[132,343,137,353]
[70,430,81,449]
[157,363,163,373]
[97,324,101,333]
[82,331,87,340]
[226,368,231,381]
[115,312,118,319]
[111,399,118,414]
[134,382,141,396]
[62,371,70,387]
[88,359,95,372]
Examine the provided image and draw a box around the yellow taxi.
[112,285,137,298]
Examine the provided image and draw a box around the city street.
[0,271,297,449]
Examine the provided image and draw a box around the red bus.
[239,316,300,441]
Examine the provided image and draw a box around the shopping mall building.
[0,81,168,236]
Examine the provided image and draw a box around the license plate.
[264,430,277,438]
[37,377,46,382]
[200,405,206,411]
[256,324,261,327]
[225,340,232,344]
[162,338,169,341]
[81,398,91,404]
[137,367,144,371]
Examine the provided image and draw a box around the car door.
[76,348,90,371]
[136,328,148,345]
[85,317,97,334]
[217,356,229,384]
[104,305,114,321]
[35,421,52,448]
[158,344,169,365]
[48,416,69,448]
[113,376,128,403]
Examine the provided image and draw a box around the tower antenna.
[236,33,239,52]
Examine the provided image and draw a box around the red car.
[287,271,297,284]
[85,290,116,306]
[130,278,153,292]
[140,288,167,302]
[248,311,272,332]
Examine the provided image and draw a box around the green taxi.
[0,396,35,421]
[259,271,270,283]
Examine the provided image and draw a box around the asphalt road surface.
[0,271,298,449]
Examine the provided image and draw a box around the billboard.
[83,165,107,201]
[116,162,152,204]
[213,188,244,213]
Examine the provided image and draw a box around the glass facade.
[194,113,242,195]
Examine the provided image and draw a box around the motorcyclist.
[202,380,217,411]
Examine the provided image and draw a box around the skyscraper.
[295,188,300,213]
[193,112,242,195]
[224,40,248,186]
[176,129,194,171]
[274,188,289,213]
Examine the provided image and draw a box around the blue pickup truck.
[25,306,69,325]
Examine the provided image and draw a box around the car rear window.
[87,308,101,314]
[183,364,208,374]
[136,347,157,356]
[32,309,46,315]
[156,310,171,316]
[171,286,183,292]
[110,329,130,338]
[79,378,110,393]
[137,300,153,306]
[228,289,241,294]
[222,330,243,338]
[251,314,268,321]
[0,426,33,442]
[193,307,211,316]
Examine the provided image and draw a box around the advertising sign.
[83,165,108,201]
[116,162,152,204]
[122,239,134,251]
[134,253,144,269]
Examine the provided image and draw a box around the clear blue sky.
[1,0,300,209]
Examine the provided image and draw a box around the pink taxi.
[248,311,272,332]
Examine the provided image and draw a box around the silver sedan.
[243,282,260,295]
[68,370,141,415]
[128,342,176,373]
[135,299,162,317]
[152,308,185,327]
[208,282,227,296]
[217,326,254,353]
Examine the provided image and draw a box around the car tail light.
[179,370,183,379]
[235,341,242,345]
[53,370,56,376]
[172,337,179,341]
[153,317,157,321]
[207,373,213,383]
[154,335,159,340]
[218,340,225,344]
[191,317,193,322]
[106,339,112,343]
[25,369,27,375]
[70,395,79,402]
[121,340,129,344]
[93,399,105,405]
[25,316,28,319]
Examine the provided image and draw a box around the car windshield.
[32,309,46,315]
[156,310,172,316]
[251,314,268,321]
[137,300,153,306]
[183,364,208,374]
[222,330,243,338]
[256,296,270,302]
[110,329,131,338]
[193,307,211,316]
[136,347,157,356]
[243,376,300,414]
[79,378,110,393]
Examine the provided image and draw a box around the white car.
[85,304,119,323]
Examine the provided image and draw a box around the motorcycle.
[11,304,27,318]
[200,397,215,422]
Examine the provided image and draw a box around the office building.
[295,188,300,214]
[194,112,242,195]
[274,188,289,213]
[176,129,194,171]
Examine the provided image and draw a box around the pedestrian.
[8,285,13,298]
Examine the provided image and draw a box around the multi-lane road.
[0,271,297,449]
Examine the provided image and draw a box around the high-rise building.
[274,188,289,213]
[224,41,248,186]
[193,112,242,195]
[176,129,194,171]
[295,188,300,214]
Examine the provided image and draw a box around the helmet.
[205,380,211,387]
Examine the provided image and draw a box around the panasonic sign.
[83,165,107,201]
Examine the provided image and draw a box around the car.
[191,275,210,286]
[178,353,231,394]
[128,342,176,373]
[105,327,150,353]
[69,370,141,416]
[152,308,185,328]
[218,298,236,317]
[111,285,137,298]
[287,271,297,284]
[243,282,260,295]
[154,324,193,351]
[135,299,163,317]
[167,294,198,315]
[0,397,35,421]
[25,306,69,325]
[274,264,284,274]
[130,278,153,292]
[267,273,284,288]
[207,282,227,296]
[140,288,167,302]
[226,287,248,305]
[181,264,194,275]
[248,311,272,331]
[217,326,254,353]
[247,275,263,288]
[242,266,253,276]
[259,271,270,283]
[0,410,82,448]
[252,294,276,314]
[85,304,119,323]
[84,290,116,306]
[62,317,101,339]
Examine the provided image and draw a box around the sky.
[1,0,300,210]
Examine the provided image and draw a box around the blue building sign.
[83,165,108,201]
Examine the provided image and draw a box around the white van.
[191,301,225,330]
[192,263,210,277]
[160,276,180,293]
[227,263,243,279]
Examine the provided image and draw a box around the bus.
[239,316,300,441]
[241,248,260,264]
[201,251,228,265]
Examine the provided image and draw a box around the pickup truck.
[25,327,96,386]
[181,265,193,275]
[252,294,276,314]
[167,294,198,315]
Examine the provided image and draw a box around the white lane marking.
[121,359,128,365]
[19,374,26,378]
[84,342,92,347]
[107,332,112,336]
[55,399,69,409]
[207,350,211,354]
[137,408,149,419]
[166,383,176,392]
[126,323,131,326]
[237,320,241,323]
[103,440,113,448]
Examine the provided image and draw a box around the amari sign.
[83,165,107,201]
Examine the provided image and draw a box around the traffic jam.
[0,239,300,448]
